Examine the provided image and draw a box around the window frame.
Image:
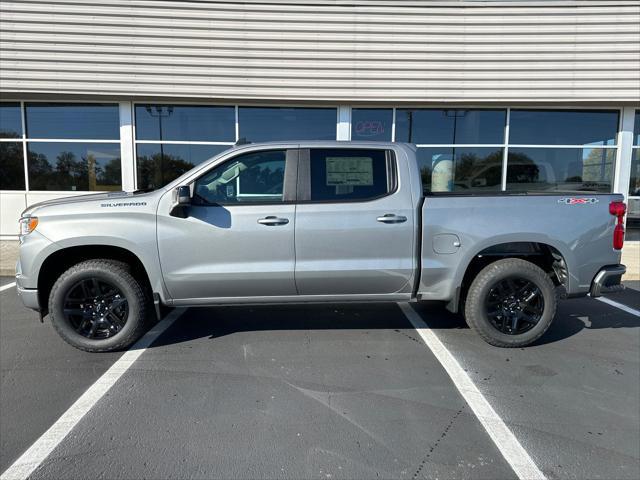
[0,100,123,193]
[26,141,123,192]
[189,148,298,206]
[394,107,508,146]
[133,102,237,191]
[296,147,398,204]
[396,106,622,196]
[238,106,339,143]
[630,110,640,198]
[24,102,121,140]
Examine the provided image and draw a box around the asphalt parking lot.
[1,277,639,480]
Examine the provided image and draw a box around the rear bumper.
[590,264,626,297]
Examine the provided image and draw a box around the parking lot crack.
[411,407,465,479]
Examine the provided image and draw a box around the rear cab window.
[306,148,396,202]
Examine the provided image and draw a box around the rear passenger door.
[294,148,416,296]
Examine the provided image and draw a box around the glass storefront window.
[395,109,505,144]
[0,142,25,190]
[136,143,229,190]
[634,111,640,146]
[417,147,503,193]
[509,110,619,146]
[135,105,235,142]
[630,149,639,197]
[351,109,392,141]
[25,103,120,140]
[27,143,121,191]
[506,147,614,193]
[239,107,337,142]
[0,103,22,138]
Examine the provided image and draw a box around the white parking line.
[0,282,16,293]
[0,307,187,480]
[398,302,546,480]
[596,296,640,317]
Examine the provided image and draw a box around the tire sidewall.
[49,264,144,351]
[466,260,557,346]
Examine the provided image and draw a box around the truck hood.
[21,191,155,216]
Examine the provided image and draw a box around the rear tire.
[464,258,557,348]
[48,259,150,352]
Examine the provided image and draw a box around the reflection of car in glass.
[16,142,628,352]
[451,162,556,190]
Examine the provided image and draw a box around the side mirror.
[177,185,191,206]
[170,185,191,218]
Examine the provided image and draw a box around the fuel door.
[433,233,461,255]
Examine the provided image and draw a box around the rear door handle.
[257,216,289,226]
[376,214,407,224]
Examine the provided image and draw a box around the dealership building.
[0,0,639,239]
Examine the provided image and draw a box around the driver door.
[157,148,298,301]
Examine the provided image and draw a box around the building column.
[614,106,635,200]
[119,101,135,191]
[337,106,351,141]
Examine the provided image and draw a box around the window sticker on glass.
[326,157,374,186]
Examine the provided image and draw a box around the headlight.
[19,216,38,236]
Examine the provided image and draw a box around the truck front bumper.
[16,285,40,311]
[590,264,626,297]
[15,258,40,311]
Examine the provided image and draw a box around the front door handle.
[258,216,289,226]
[376,214,407,224]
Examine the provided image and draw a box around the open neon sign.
[355,120,385,137]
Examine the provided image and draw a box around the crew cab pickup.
[16,141,627,352]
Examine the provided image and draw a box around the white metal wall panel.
[1,0,639,103]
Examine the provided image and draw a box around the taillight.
[613,224,625,250]
[609,201,626,217]
[609,201,626,250]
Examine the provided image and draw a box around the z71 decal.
[557,197,599,205]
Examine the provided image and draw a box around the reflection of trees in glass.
[0,142,25,189]
[137,154,194,189]
[27,151,53,189]
[28,149,121,190]
[0,130,20,139]
[582,148,614,184]
[100,158,122,186]
[55,151,89,188]
[631,150,640,196]
[239,163,284,194]
[505,149,612,192]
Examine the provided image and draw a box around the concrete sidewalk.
[0,241,18,277]
[2,238,638,279]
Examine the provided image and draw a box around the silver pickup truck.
[16,141,627,352]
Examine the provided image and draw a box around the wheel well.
[38,245,152,315]
[456,242,567,312]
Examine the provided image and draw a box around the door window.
[193,150,286,204]
[309,148,393,202]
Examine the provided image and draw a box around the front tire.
[48,259,149,352]
[464,258,557,348]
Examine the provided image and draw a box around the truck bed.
[418,192,624,302]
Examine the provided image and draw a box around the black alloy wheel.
[485,277,544,335]
[63,277,129,339]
